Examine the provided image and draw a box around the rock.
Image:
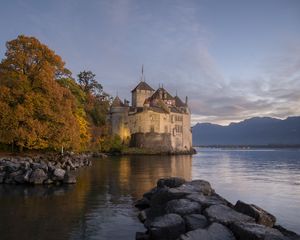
[67,159,75,169]
[143,187,157,200]
[157,177,186,188]
[138,210,148,223]
[184,214,208,231]
[148,213,185,240]
[4,161,20,173]
[187,193,232,208]
[63,171,77,184]
[47,162,56,172]
[204,204,255,226]
[234,200,276,227]
[274,225,300,240]
[135,197,150,210]
[20,161,30,170]
[53,168,66,180]
[29,168,47,184]
[230,222,288,240]
[186,180,214,196]
[14,174,26,184]
[166,199,202,216]
[23,169,32,182]
[9,169,23,178]
[150,187,185,207]
[179,222,236,240]
[31,162,48,171]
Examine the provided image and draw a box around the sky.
[0,0,299,125]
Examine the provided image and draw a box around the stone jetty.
[135,177,300,240]
[0,152,94,185]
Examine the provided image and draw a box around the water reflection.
[1,150,299,239]
[0,155,192,240]
[192,148,300,234]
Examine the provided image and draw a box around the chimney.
[185,96,188,105]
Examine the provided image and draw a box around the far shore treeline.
[0,35,122,153]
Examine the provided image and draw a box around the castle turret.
[110,96,130,141]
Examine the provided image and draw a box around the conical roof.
[111,96,124,107]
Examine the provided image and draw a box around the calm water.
[0,148,299,239]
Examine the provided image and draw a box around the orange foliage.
[0,35,81,151]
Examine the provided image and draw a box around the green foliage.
[78,70,103,96]
[57,78,86,105]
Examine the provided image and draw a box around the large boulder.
[4,161,20,173]
[186,180,214,196]
[179,222,236,240]
[148,213,185,240]
[166,199,202,216]
[204,204,255,226]
[230,222,288,240]
[31,162,48,172]
[135,197,150,210]
[157,177,186,188]
[29,168,47,184]
[143,187,158,200]
[187,193,232,208]
[53,168,66,180]
[234,200,276,227]
[184,214,208,231]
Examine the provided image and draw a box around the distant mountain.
[192,116,300,146]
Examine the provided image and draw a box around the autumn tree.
[0,35,83,151]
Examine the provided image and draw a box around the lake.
[0,148,299,239]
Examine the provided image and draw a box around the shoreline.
[0,152,95,185]
[135,177,300,240]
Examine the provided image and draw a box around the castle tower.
[110,96,130,141]
[131,66,154,107]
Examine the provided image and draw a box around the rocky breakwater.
[135,177,300,240]
[0,153,93,185]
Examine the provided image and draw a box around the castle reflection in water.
[0,155,192,240]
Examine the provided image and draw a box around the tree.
[0,35,81,151]
[77,70,103,96]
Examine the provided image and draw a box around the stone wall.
[130,132,173,152]
[132,89,154,107]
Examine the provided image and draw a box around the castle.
[110,71,192,153]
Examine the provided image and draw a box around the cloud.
[189,42,300,125]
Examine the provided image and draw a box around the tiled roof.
[131,81,154,92]
[150,87,174,101]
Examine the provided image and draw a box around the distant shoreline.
[194,145,300,149]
